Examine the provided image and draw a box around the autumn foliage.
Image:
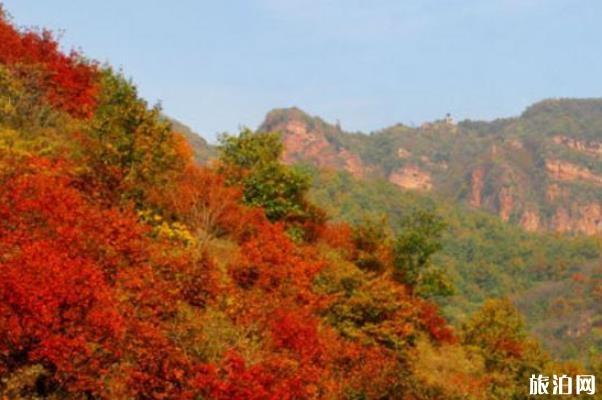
[0,9,98,118]
[0,9,555,400]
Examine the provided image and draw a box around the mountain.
[259,99,602,235]
[166,116,215,163]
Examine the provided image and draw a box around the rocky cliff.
[259,99,602,235]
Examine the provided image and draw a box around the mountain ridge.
[258,98,602,235]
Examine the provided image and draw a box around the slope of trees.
[0,8,582,399]
[307,167,602,359]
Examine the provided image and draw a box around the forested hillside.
[306,167,602,360]
[181,106,602,361]
[253,104,602,361]
[3,6,602,399]
[2,9,590,399]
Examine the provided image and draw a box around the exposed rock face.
[280,119,327,161]
[397,147,411,158]
[498,187,514,222]
[552,208,572,233]
[553,135,602,157]
[338,148,365,178]
[546,159,602,185]
[388,165,432,191]
[508,139,524,150]
[469,167,486,208]
[265,111,366,178]
[576,203,602,234]
[551,203,602,234]
[546,184,566,202]
[520,210,540,232]
[257,102,602,236]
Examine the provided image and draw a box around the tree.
[351,215,391,272]
[158,164,263,246]
[393,210,452,296]
[462,299,549,399]
[81,68,188,205]
[0,9,98,118]
[218,128,282,172]
[0,156,129,395]
[218,128,312,222]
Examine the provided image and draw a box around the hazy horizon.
[5,0,602,141]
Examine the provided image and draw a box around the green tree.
[351,215,391,272]
[462,299,550,399]
[393,210,452,296]
[84,68,187,205]
[218,128,312,222]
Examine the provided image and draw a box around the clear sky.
[4,1,602,141]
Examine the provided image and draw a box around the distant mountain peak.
[259,107,366,178]
[164,115,214,163]
[260,107,343,135]
[522,98,602,120]
[255,98,602,235]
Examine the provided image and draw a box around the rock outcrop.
[546,159,602,185]
[256,100,602,235]
[551,203,602,235]
[469,167,485,208]
[262,109,366,178]
[553,135,602,157]
[520,210,540,232]
[388,165,433,191]
[498,187,514,222]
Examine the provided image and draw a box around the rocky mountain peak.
[256,100,602,235]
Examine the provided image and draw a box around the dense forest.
[0,7,600,400]
[306,167,602,361]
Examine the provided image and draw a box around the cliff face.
[281,118,365,177]
[553,135,602,157]
[388,165,432,191]
[259,99,602,235]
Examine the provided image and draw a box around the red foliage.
[0,11,98,117]
[332,343,401,398]
[494,338,524,359]
[318,222,355,255]
[571,272,587,283]
[0,157,130,393]
[194,351,312,400]
[194,343,345,400]
[157,164,264,241]
[0,155,461,398]
[0,157,148,277]
[230,222,324,301]
[121,322,197,400]
[418,301,456,344]
[0,241,123,390]
[270,309,322,360]
[0,146,462,398]
[0,156,202,397]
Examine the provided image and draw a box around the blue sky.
[4,1,602,141]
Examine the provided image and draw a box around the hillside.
[183,102,602,360]
[3,9,581,399]
[305,167,602,360]
[3,5,602,398]
[165,116,215,163]
[259,101,602,235]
